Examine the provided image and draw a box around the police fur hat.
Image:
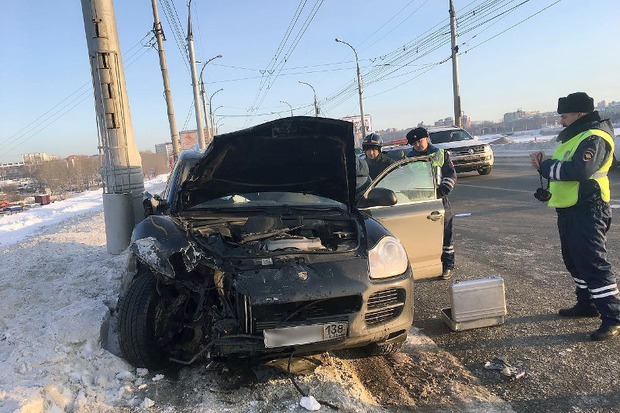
[406,127,429,144]
[557,92,594,114]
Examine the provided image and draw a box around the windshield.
[191,192,345,209]
[429,129,473,144]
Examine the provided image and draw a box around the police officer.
[362,133,395,179]
[530,92,620,341]
[407,127,457,279]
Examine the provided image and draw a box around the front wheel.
[478,166,492,175]
[117,275,177,370]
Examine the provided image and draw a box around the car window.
[163,157,199,201]
[430,129,473,144]
[372,160,436,203]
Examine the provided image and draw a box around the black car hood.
[179,116,357,210]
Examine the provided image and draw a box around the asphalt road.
[413,156,620,413]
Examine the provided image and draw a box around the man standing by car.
[407,127,457,279]
[530,92,620,341]
[362,133,395,179]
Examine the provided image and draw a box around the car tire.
[478,166,492,175]
[117,275,171,370]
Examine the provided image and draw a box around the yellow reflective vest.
[548,129,614,208]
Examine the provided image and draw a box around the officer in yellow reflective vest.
[530,92,619,341]
[407,127,457,280]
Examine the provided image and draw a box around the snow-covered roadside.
[0,176,170,413]
[0,175,169,249]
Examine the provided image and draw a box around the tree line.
[19,151,170,196]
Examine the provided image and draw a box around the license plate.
[264,322,348,348]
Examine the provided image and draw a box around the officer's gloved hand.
[437,186,447,198]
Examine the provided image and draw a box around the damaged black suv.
[116,116,419,370]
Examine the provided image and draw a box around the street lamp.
[199,54,223,143]
[212,105,223,135]
[208,88,223,137]
[215,118,225,133]
[280,100,293,117]
[335,38,367,144]
[298,81,320,117]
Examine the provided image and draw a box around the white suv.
[427,126,494,175]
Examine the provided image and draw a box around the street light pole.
[199,54,223,144]
[208,89,223,137]
[298,81,319,117]
[280,100,293,117]
[335,38,367,144]
[212,105,223,134]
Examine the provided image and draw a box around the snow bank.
[0,174,169,249]
[0,174,171,413]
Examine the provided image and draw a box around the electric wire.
[0,34,156,160]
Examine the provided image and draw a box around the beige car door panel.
[361,158,444,279]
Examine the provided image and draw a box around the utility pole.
[449,0,463,128]
[150,0,180,161]
[187,0,206,150]
[80,0,145,254]
[298,81,319,117]
[335,38,366,145]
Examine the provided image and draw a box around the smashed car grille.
[365,288,406,325]
[251,295,361,332]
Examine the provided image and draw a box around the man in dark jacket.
[362,133,395,179]
[407,127,457,279]
[530,92,619,341]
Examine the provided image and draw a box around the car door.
[361,157,444,279]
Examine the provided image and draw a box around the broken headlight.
[368,236,408,279]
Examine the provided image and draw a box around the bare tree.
[140,151,170,178]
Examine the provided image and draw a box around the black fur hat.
[406,127,429,144]
[557,92,594,114]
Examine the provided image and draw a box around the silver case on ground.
[442,275,507,331]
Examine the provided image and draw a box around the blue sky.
[1,0,619,164]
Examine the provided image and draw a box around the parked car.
[116,116,444,369]
[427,126,494,175]
[381,127,493,175]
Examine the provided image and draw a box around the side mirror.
[357,187,397,209]
[143,192,165,216]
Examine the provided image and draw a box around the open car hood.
[179,116,357,210]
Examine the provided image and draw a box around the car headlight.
[368,236,409,279]
[483,144,493,153]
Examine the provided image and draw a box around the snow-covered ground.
[0,132,616,412]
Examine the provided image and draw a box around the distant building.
[155,142,175,168]
[0,162,26,180]
[22,153,59,164]
[434,117,454,127]
[179,129,209,151]
[155,142,173,158]
[462,115,471,129]
[342,115,372,146]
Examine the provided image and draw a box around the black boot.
[591,324,620,341]
[441,268,452,280]
[558,304,599,318]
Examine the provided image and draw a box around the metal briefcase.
[442,275,507,331]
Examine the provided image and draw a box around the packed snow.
[0,132,616,412]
